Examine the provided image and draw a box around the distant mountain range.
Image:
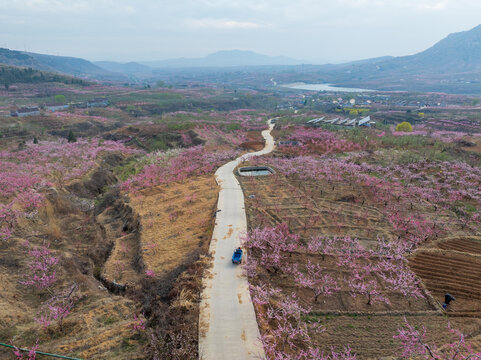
[2,25,481,93]
[94,61,151,74]
[140,50,302,68]
[0,48,302,81]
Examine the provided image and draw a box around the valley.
[1,20,481,360]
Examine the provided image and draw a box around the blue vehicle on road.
[232,247,243,264]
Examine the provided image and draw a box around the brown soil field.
[309,314,481,358]
[240,171,396,246]
[110,124,205,151]
[409,236,481,314]
[238,162,481,358]
[240,130,266,151]
[436,236,481,254]
[462,136,481,153]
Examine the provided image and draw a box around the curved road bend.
[199,120,275,360]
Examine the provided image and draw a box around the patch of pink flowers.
[281,126,365,154]
[131,314,146,331]
[394,317,481,359]
[12,340,39,360]
[20,241,59,290]
[0,138,140,240]
[145,269,156,278]
[121,146,238,192]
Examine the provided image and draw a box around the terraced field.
[437,237,481,255]
[241,175,395,247]
[409,238,481,313]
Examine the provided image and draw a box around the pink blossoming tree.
[394,318,481,359]
[20,241,59,291]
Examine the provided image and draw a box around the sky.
[0,0,480,63]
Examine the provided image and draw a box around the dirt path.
[199,120,275,360]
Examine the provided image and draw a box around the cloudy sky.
[0,0,480,63]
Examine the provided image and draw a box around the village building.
[11,106,41,117]
[306,116,375,127]
[44,103,70,112]
[70,102,88,109]
[87,98,109,107]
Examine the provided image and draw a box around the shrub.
[395,122,413,132]
[67,130,77,143]
[54,94,66,104]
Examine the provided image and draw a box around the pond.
[237,166,275,177]
[282,82,375,93]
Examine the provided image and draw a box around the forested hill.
[0,64,87,88]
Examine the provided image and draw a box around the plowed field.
[437,237,481,255]
[410,236,481,313]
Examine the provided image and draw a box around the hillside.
[0,48,126,81]
[384,24,481,74]
[0,64,87,87]
[142,50,302,68]
[288,25,481,93]
[333,24,481,78]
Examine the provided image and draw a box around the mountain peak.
[443,23,481,41]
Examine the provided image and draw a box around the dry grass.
[171,288,197,310]
[45,222,63,241]
[130,175,218,277]
[53,297,142,360]
[463,136,481,153]
[0,195,146,359]
[0,247,31,330]
[41,201,64,241]
[100,229,141,286]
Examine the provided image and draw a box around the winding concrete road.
[199,120,275,360]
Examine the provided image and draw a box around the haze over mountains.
[93,61,151,74]
[0,48,302,80]
[139,50,302,68]
[92,50,302,76]
[2,25,481,93]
